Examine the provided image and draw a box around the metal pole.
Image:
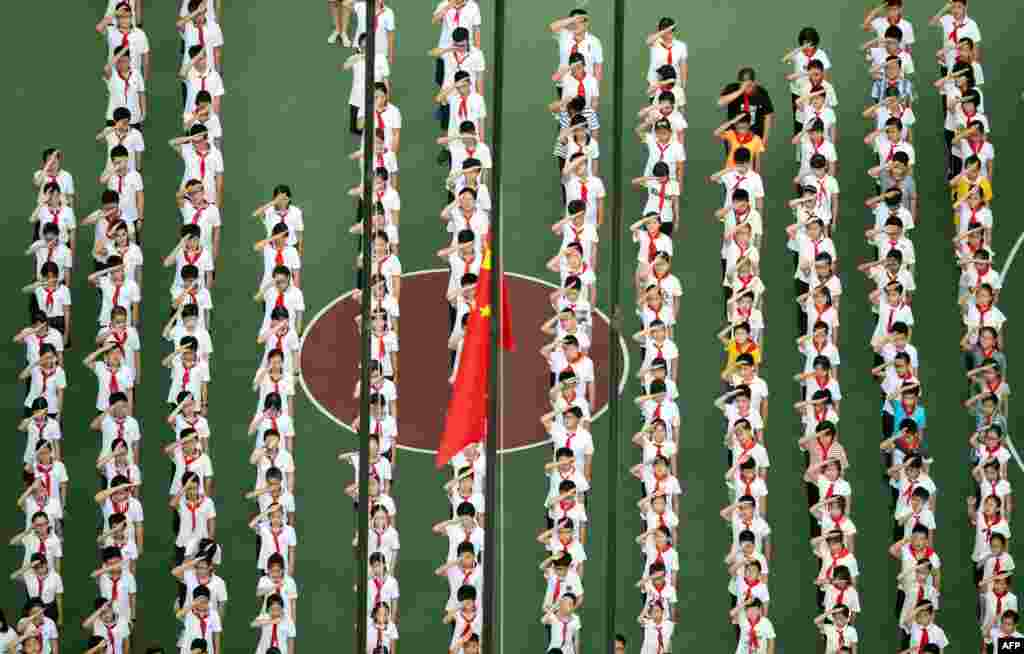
[606,0,625,651]
[483,0,505,649]
[355,13,377,654]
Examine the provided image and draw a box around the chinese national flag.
[436,241,515,468]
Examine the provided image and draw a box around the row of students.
[543,13,691,654]
[432,5,488,654]
[784,18,860,654]
[926,2,1022,653]
[335,4,489,654]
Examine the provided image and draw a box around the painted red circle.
[299,271,616,452]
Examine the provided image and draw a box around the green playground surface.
[5,1,1024,652]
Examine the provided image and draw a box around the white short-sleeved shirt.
[940,15,981,68]
[441,48,486,89]
[735,614,776,654]
[181,20,224,69]
[353,1,395,52]
[262,286,306,332]
[166,358,210,404]
[23,569,64,605]
[258,524,297,571]
[546,614,582,654]
[870,16,915,44]
[177,610,222,654]
[558,30,603,74]
[560,72,600,108]
[180,201,223,252]
[348,54,391,109]
[174,495,217,547]
[98,277,140,327]
[106,69,145,122]
[106,26,150,74]
[36,206,76,245]
[33,284,71,321]
[104,128,145,173]
[446,92,487,137]
[263,206,305,247]
[564,175,606,225]
[719,170,765,207]
[99,571,137,619]
[184,67,225,115]
[93,362,134,411]
[359,104,402,150]
[179,143,224,204]
[643,135,685,179]
[647,38,687,84]
[436,0,482,48]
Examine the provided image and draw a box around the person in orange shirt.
[715,114,765,172]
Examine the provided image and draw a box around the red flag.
[436,242,514,468]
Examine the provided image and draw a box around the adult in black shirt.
[719,67,775,148]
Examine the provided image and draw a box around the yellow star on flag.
[479,305,492,318]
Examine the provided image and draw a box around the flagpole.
[483,0,505,649]
[606,0,626,651]
[355,15,377,654]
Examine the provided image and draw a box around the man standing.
[719,67,775,149]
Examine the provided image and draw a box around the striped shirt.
[553,109,600,158]
[871,78,914,102]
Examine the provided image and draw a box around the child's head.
[810,154,828,177]
[733,147,751,172]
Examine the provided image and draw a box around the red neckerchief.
[648,230,661,262]
[196,149,209,180]
[116,67,131,106]
[887,301,903,332]
[43,286,57,310]
[983,512,1001,541]
[826,548,849,577]
[948,15,965,42]
[654,542,670,566]
[186,496,203,531]
[743,577,760,602]
[107,363,121,395]
[37,364,54,393]
[834,583,848,607]
[194,610,208,638]
[976,303,992,327]
[748,614,762,651]
[574,72,587,98]
[184,247,202,266]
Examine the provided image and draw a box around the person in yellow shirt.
[718,322,762,375]
[715,113,765,172]
[950,155,993,228]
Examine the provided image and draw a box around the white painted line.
[297,269,630,455]
[997,232,1024,474]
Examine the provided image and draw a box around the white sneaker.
[327,29,340,45]
[341,33,352,47]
